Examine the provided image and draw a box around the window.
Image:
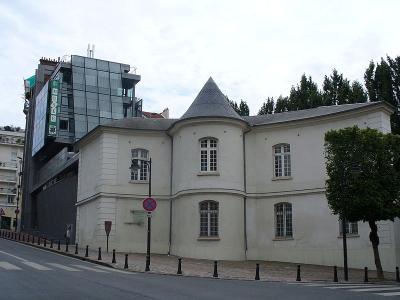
[7,195,14,203]
[131,149,149,181]
[200,138,218,172]
[199,201,219,237]
[275,202,293,238]
[273,144,291,177]
[59,119,69,131]
[11,152,17,162]
[339,220,358,235]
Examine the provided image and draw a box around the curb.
[1,233,399,284]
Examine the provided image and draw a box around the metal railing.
[0,187,16,195]
[0,161,17,168]
[0,136,24,145]
[0,175,17,182]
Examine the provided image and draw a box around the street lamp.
[15,157,23,232]
[130,156,152,272]
[340,163,361,281]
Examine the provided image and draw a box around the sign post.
[104,221,112,253]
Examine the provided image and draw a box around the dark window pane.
[73,90,86,114]
[86,92,99,116]
[71,55,84,67]
[87,116,99,131]
[109,62,121,73]
[85,69,97,87]
[59,119,68,131]
[98,71,110,89]
[85,57,96,69]
[97,60,109,71]
[74,114,87,139]
[99,94,111,118]
[72,66,85,90]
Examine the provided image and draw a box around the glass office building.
[32,55,141,155]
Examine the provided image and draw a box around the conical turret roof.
[180,77,244,121]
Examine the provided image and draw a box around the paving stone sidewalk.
[2,231,398,283]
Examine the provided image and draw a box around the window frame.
[272,143,291,179]
[130,148,149,182]
[274,202,293,239]
[199,137,218,174]
[199,200,219,238]
[339,219,359,236]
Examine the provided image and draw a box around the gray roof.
[102,117,177,131]
[243,102,386,126]
[180,77,244,122]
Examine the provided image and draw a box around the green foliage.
[227,96,250,116]
[324,126,400,222]
[288,74,323,110]
[348,81,368,103]
[239,100,250,116]
[258,97,274,115]
[274,96,289,113]
[323,69,351,105]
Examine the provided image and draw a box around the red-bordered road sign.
[15,209,20,215]
[143,197,157,212]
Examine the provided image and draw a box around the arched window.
[200,138,218,172]
[275,202,293,238]
[273,143,291,177]
[199,201,219,237]
[131,148,149,181]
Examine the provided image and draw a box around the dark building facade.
[21,55,141,241]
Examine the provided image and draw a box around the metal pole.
[342,216,348,281]
[15,162,22,232]
[106,235,109,253]
[145,158,152,272]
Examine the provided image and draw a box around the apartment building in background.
[0,126,24,230]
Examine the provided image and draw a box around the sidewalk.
[1,230,398,283]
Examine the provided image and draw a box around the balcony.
[0,175,17,183]
[0,161,17,170]
[0,187,16,195]
[0,135,24,146]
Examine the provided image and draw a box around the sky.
[0,0,399,128]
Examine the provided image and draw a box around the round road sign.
[15,209,20,215]
[143,197,157,212]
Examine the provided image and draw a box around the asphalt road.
[0,238,399,299]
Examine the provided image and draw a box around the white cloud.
[0,0,399,126]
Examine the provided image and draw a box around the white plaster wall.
[172,120,245,195]
[171,193,245,260]
[114,198,170,253]
[246,193,397,271]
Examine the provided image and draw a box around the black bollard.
[112,249,116,264]
[177,258,182,275]
[18,233,21,241]
[213,261,218,278]
[22,233,25,242]
[85,245,89,258]
[333,266,338,282]
[66,242,69,252]
[98,247,102,260]
[44,238,47,247]
[75,243,78,255]
[124,254,128,269]
[396,267,400,282]
[255,263,260,280]
[364,267,368,283]
[37,236,40,245]
[57,240,61,250]
[50,239,53,248]
[296,265,301,281]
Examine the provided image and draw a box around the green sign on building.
[48,80,60,137]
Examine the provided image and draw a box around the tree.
[348,81,368,103]
[325,126,400,279]
[275,95,289,113]
[323,69,352,105]
[227,97,249,116]
[364,61,377,102]
[258,97,274,115]
[289,74,323,110]
[239,100,250,116]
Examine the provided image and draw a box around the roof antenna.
[87,43,95,58]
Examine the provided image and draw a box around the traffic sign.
[143,197,157,212]
[0,208,4,216]
[15,208,20,215]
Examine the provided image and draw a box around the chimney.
[161,108,169,119]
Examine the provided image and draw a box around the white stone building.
[0,127,24,230]
[75,78,399,271]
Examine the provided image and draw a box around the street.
[0,238,399,299]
